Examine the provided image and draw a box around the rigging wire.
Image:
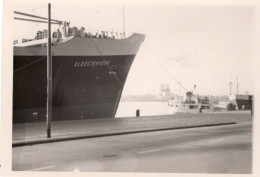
[14,56,46,73]
[90,38,123,86]
[145,42,209,103]
[144,42,189,93]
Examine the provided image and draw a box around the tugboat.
[168,91,212,113]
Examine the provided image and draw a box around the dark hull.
[230,99,252,110]
[13,55,135,123]
[229,94,252,110]
[13,34,145,123]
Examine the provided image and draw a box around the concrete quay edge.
[12,121,236,147]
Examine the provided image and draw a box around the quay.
[13,111,252,147]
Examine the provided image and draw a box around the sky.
[11,0,257,96]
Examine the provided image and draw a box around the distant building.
[121,94,158,102]
[208,96,219,105]
[157,84,174,101]
[217,95,229,102]
[160,84,170,92]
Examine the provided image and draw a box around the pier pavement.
[13,111,252,147]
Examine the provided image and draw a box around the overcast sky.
[12,0,256,96]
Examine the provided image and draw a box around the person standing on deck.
[57,29,62,38]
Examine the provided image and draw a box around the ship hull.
[13,34,145,123]
[229,94,252,110]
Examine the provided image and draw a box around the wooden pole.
[47,3,52,138]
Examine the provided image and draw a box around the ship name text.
[74,60,111,67]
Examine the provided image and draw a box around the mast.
[236,76,239,95]
[179,81,182,96]
[228,81,233,95]
[123,1,126,38]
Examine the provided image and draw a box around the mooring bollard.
[136,109,140,117]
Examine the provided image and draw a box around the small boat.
[168,91,212,113]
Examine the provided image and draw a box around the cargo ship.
[228,94,253,110]
[13,18,145,123]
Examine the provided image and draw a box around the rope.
[14,55,46,73]
[145,42,212,104]
[144,42,189,92]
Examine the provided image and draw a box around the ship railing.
[67,29,126,40]
[14,29,127,46]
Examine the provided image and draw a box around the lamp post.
[46,3,52,138]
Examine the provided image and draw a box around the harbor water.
[115,101,174,118]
